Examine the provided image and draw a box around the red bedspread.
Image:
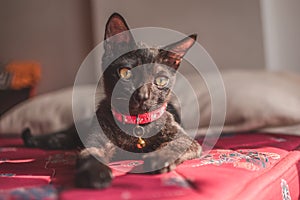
[0,133,299,200]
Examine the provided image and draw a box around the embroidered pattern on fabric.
[192,150,280,171]
[0,185,57,200]
[0,173,16,177]
[47,152,77,165]
[281,179,291,200]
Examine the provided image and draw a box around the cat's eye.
[154,76,169,88]
[118,68,132,80]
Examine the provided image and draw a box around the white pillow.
[184,70,300,134]
[0,85,97,135]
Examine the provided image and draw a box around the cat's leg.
[167,103,181,125]
[75,143,116,189]
[168,92,182,125]
[22,125,82,150]
[143,134,201,174]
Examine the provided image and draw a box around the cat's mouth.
[130,96,155,113]
[131,101,149,110]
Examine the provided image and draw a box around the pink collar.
[111,103,168,125]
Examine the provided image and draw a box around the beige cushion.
[0,85,96,135]
[190,70,300,134]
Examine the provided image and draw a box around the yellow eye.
[155,76,169,88]
[119,68,132,79]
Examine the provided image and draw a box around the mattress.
[0,132,299,200]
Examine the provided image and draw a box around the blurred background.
[0,0,299,94]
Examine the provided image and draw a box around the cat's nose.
[136,86,150,102]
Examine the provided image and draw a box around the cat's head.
[102,13,196,115]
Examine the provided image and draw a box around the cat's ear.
[160,34,197,70]
[104,13,136,52]
[164,34,197,58]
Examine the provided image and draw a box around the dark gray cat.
[23,13,202,189]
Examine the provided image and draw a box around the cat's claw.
[75,156,113,189]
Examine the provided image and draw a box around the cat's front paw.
[143,153,177,174]
[75,156,113,189]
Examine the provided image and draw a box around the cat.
[22,13,202,189]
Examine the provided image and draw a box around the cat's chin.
[129,106,150,115]
[129,103,163,115]
[111,104,150,115]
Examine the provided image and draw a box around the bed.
[0,133,299,200]
[0,70,299,200]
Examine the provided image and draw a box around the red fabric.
[0,133,299,200]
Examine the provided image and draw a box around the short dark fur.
[22,13,202,189]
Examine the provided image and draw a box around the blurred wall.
[261,0,300,72]
[0,0,266,93]
[91,0,265,71]
[0,0,93,94]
